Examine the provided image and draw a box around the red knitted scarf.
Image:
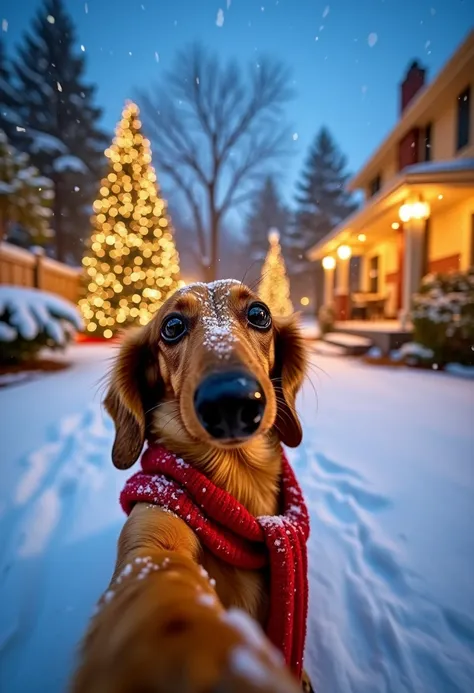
[120,444,310,680]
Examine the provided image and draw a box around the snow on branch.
[0,286,83,345]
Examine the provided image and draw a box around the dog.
[71,279,312,693]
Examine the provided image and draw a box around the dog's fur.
[71,281,308,693]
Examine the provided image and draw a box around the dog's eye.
[247,302,272,330]
[161,314,187,343]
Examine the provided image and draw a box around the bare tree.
[139,44,293,282]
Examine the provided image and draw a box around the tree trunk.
[53,178,66,262]
[0,214,7,244]
[208,183,219,283]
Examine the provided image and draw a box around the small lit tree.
[79,101,182,339]
[259,228,293,317]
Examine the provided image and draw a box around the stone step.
[322,331,373,356]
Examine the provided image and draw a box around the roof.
[349,30,474,191]
[308,158,474,260]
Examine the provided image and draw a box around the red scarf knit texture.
[120,444,310,680]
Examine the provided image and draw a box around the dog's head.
[104,280,307,470]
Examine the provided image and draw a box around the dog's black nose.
[194,371,266,440]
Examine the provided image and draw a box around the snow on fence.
[0,242,82,304]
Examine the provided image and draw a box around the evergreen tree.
[259,230,293,317]
[290,127,357,302]
[11,0,107,263]
[294,127,356,249]
[0,38,22,142]
[246,176,290,283]
[0,129,54,245]
[79,102,182,339]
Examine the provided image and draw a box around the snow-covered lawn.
[0,345,473,692]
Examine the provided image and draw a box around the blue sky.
[2,0,473,206]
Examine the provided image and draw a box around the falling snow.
[368,32,378,47]
[56,82,62,92]
[323,6,330,18]
[46,15,55,24]
[216,9,224,28]
[80,45,85,52]
[292,133,299,141]
[2,19,8,32]
[154,52,159,62]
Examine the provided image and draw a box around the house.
[308,30,474,333]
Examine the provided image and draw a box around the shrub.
[411,269,474,366]
[318,303,336,336]
[0,286,83,364]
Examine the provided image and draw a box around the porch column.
[335,245,352,320]
[401,218,426,324]
[322,256,336,305]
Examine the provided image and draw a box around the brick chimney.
[400,60,426,113]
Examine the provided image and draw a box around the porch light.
[300,296,310,306]
[357,233,366,242]
[399,200,430,223]
[322,255,336,270]
[391,222,400,230]
[337,244,352,260]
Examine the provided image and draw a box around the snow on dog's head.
[104,280,307,471]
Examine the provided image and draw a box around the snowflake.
[368,33,378,48]
[46,15,55,24]
[216,8,224,27]
[292,133,299,141]
[2,19,8,32]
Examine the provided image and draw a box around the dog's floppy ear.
[104,327,160,470]
[272,314,307,447]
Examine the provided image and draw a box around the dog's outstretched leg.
[71,505,300,693]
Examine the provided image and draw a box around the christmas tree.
[79,101,182,339]
[259,229,293,317]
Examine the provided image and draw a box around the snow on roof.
[53,155,88,174]
[405,158,474,176]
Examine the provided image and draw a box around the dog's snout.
[194,371,266,440]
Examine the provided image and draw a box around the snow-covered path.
[0,345,473,692]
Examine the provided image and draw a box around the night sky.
[2,0,473,205]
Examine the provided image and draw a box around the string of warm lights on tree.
[259,229,293,317]
[79,101,183,338]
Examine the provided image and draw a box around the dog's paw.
[73,596,300,693]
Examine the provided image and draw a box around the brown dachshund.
[71,279,310,693]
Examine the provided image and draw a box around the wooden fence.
[0,242,82,304]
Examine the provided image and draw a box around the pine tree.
[0,38,22,142]
[246,177,290,283]
[294,127,356,250]
[259,230,293,317]
[79,102,182,339]
[290,127,357,304]
[11,0,107,263]
[0,129,54,245]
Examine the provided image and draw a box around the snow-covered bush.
[0,286,83,363]
[318,303,336,335]
[411,269,474,366]
[0,129,54,246]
